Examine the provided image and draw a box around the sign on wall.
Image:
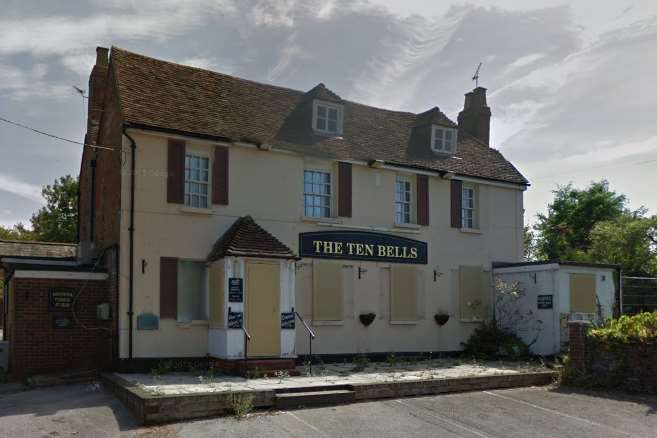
[537,294,553,309]
[228,278,243,302]
[52,315,73,329]
[299,231,427,264]
[49,288,75,311]
[281,312,295,329]
[228,311,243,329]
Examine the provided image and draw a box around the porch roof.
[207,216,297,261]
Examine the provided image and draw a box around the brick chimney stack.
[85,47,109,146]
[457,86,491,146]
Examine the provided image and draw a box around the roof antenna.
[73,86,88,126]
[471,62,482,87]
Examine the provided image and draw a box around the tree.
[0,223,35,241]
[587,216,657,276]
[533,180,628,260]
[29,175,78,243]
[523,226,536,261]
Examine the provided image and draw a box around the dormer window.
[313,100,343,135]
[431,125,457,154]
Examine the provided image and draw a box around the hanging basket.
[359,313,376,327]
[434,313,450,326]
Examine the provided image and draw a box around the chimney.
[457,86,491,146]
[85,47,109,146]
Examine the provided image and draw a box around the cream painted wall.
[118,130,525,359]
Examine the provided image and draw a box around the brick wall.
[10,277,112,379]
[568,321,590,372]
[568,320,657,393]
[79,54,123,255]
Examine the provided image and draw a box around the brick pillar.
[568,321,590,371]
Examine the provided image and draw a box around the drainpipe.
[123,126,137,360]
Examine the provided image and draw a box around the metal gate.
[620,275,657,314]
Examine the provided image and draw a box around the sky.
[1,0,656,229]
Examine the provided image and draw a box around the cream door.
[245,261,281,357]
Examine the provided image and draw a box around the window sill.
[460,318,485,324]
[180,206,214,216]
[312,320,344,326]
[302,216,343,224]
[176,320,209,327]
[393,222,421,230]
[460,227,482,234]
[390,320,418,325]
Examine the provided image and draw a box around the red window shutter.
[450,179,462,228]
[167,139,185,204]
[213,145,229,205]
[160,257,178,319]
[338,162,352,217]
[417,174,429,226]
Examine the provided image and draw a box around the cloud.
[0,62,70,100]
[0,174,43,202]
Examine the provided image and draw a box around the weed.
[386,354,398,367]
[352,355,370,372]
[274,370,289,383]
[229,392,254,419]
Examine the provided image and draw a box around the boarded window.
[390,265,418,321]
[313,262,343,321]
[208,261,225,328]
[570,273,597,313]
[459,266,489,320]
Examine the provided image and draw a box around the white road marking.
[394,399,493,438]
[285,411,333,438]
[483,391,633,437]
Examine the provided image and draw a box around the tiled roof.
[0,240,77,259]
[111,47,528,185]
[207,216,297,261]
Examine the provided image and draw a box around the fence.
[620,275,657,314]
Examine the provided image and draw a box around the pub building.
[2,47,528,377]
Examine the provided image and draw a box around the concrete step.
[275,388,355,410]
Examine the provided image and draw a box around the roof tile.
[111,47,528,185]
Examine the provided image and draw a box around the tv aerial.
[472,62,482,87]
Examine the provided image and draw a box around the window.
[177,260,208,322]
[459,265,489,321]
[390,266,419,321]
[184,154,209,208]
[395,177,412,224]
[304,170,331,218]
[431,126,457,153]
[313,262,343,321]
[462,184,476,229]
[313,101,343,135]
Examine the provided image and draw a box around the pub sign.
[49,288,75,311]
[299,231,427,264]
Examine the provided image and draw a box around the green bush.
[589,312,657,343]
[462,321,530,360]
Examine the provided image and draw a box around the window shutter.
[338,162,352,217]
[212,145,229,205]
[160,257,178,319]
[167,139,185,204]
[416,174,429,226]
[450,179,462,228]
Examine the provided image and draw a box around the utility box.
[493,261,617,356]
[96,303,111,321]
